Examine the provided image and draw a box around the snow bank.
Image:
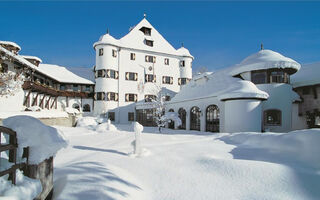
[161,112,182,127]
[25,106,41,112]
[0,110,68,119]
[219,129,320,169]
[65,107,80,114]
[0,170,41,200]
[96,120,117,132]
[3,116,68,164]
[76,117,98,127]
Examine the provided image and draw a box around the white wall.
[0,88,24,112]
[291,103,308,130]
[224,99,262,133]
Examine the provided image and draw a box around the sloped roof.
[0,41,21,50]
[94,18,193,58]
[291,62,320,88]
[0,46,37,70]
[38,64,94,85]
[67,67,95,82]
[229,50,301,76]
[21,55,43,63]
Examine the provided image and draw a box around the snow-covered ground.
[53,125,320,200]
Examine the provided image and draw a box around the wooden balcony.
[22,81,93,98]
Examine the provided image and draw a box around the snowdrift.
[219,129,320,169]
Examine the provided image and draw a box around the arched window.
[190,106,201,131]
[178,108,186,130]
[72,103,80,111]
[83,104,91,112]
[264,109,281,125]
[206,105,219,132]
[168,109,174,129]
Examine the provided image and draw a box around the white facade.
[93,17,193,124]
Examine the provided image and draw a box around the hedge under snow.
[3,115,68,164]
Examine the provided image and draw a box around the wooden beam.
[39,94,46,108]
[51,96,58,109]
[45,96,52,109]
[32,93,39,106]
[23,91,31,106]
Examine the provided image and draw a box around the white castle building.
[93,17,193,125]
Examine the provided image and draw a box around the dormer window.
[140,27,151,36]
[145,39,153,47]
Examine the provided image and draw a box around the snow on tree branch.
[0,71,24,96]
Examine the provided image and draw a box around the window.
[145,55,156,63]
[106,69,118,79]
[99,48,103,56]
[180,60,185,67]
[130,53,136,60]
[0,63,8,73]
[106,92,118,101]
[139,27,151,36]
[145,95,156,102]
[165,96,171,101]
[73,84,79,91]
[251,71,267,84]
[95,92,105,101]
[85,85,91,92]
[270,71,289,83]
[128,112,134,121]
[145,40,153,47]
[72,103,80,111]
[145,74,156,83]
[60,84,65,91]
[164,58,169,65]
[96,69,105,78]
[83,104,91,112]
[264,109,281,126]
[162,76,173,84]
[178,78,189,85]
[125,93,137,102]
[125,72,138,81]
[112,49,117,57]
[108,112,115,121]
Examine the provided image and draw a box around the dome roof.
[176,47,193,59]
[230,49,301,76]
[93,33,120,49]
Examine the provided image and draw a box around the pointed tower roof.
[93,32,120,49]
[119,18,178,55]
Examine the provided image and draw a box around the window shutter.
[106,70,110,78]
[153,56,156,63]
[153,75,156,82]
[125,94,129,102]
[115,93,119,101]
[95,71,98,78]
[145,74,148,82]
[178,78,181,85]
[125,72,129,80]
[134,73,138,81]
[162,76,165,84]
[94,93,97,100]
[115,71,119,79]
[102,92,105,100]
[107,92,111,101]
[170,77,173,84]
[145,56,148,62]
[134,94,137,102]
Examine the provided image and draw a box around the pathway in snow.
[53,126,320,200]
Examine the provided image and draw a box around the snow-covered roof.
[0,46,37,70]
[0,41,21,51]
[67,67,95,82]
[229,50,301,76]
[176,47,194,59]
[93,18,193,58]
[21,55,42,63]
[170,68,269,103]
[38,64,94,85]
[291,62,320,88]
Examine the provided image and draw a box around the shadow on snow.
[73,145,128,156]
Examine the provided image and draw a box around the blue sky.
[0,1,319,72]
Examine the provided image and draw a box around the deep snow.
[52,125,320,200]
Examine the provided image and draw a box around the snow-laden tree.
[0,71,24,96]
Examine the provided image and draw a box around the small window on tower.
[99,48,103,56]
[112,49,117,57]
[180,60,185,67]
[164,58,169,65]
[130,53,136,60]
